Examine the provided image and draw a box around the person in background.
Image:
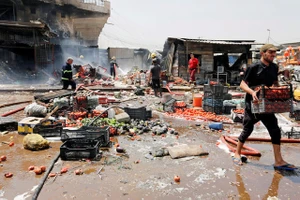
[61,57,76,90]
[296,47,300,65]
[239,62,247,81]
[140,70,146,86]
[232,44,297,170]
[151,53,160,65]
[110,56,119,80]
[148,58,162,97]
[187,52,200,85]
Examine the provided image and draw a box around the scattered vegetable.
[74,169,83,175]
[60,167,68,174]
[40,166,46,172]
[34,167,42,175]
[0,156,6,161]
[174,175,180,182]
[4,173,13,178]
[48,173,56,177]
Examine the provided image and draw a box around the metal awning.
[168,37,264,45]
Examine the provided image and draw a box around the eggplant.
[116,147,125,153]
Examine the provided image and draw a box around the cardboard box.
[18,117,44,134]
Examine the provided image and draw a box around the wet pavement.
[0,92,300,200]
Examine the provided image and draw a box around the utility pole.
[267,29,270,43]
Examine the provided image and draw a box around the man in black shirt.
[148,58,162,97]
[233,44,297,170]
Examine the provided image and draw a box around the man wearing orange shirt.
[187,52,200,84]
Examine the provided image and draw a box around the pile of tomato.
[68,111,87,120]
[233,109,244,114]
[168,108,233,123]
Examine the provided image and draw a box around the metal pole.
[186,42,189,81]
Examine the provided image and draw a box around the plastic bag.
[53,97,69,109]
[24,102,47,117]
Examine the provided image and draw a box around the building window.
[83,0,104,6]
[30,7,36,14]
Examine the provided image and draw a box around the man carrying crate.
[232,44,297,170]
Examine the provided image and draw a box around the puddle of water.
[84,167,96,174]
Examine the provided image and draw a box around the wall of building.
[13,0,110,46]
[108,48,150,73]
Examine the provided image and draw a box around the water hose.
[228,136,300,143]
[1,106,27,117]
[31,152,60,200]
[220,135,262,156]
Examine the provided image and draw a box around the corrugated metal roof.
[168,37,264,45]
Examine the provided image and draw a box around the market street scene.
[1,0,300,200]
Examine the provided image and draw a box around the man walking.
[187,52,200,84]
[61,57,76,90]
[148,58,162,97]
[232,44,297,170]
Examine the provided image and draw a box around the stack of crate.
[203,84,228,114]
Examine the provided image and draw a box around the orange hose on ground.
[1,106,26,117]
[228,136,300,143]
[220,135,262,157]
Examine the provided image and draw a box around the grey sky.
[99,0,300,50]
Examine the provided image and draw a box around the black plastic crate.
[203,98,223,107]
[223,105,236,114]
[204,91,224,98]
[295,110,300,121]
[60,139,100,160]
[223,86,229,94]
[124,107,147,120]
[33,122,63,137]
[0,117,17,131]
[61,126,109,147]
[204,84,212,92]
[163,98,176,112]
[146,110,152,119]
[203,105,223,114]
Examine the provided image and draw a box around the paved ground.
[0,91,300,200]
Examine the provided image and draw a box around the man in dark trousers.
[232,44,297,170]
[61,57,76,90]
[110,56,119,80]
[148,58,162,97]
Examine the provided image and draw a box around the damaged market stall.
[0,20,57,83]
[162,37,262,85]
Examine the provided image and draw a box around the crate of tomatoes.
[259,84,293,100]
[251,99,292,114]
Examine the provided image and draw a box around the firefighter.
[110,56,119,79]
[151,53,160,65]
[61,57,76,90]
